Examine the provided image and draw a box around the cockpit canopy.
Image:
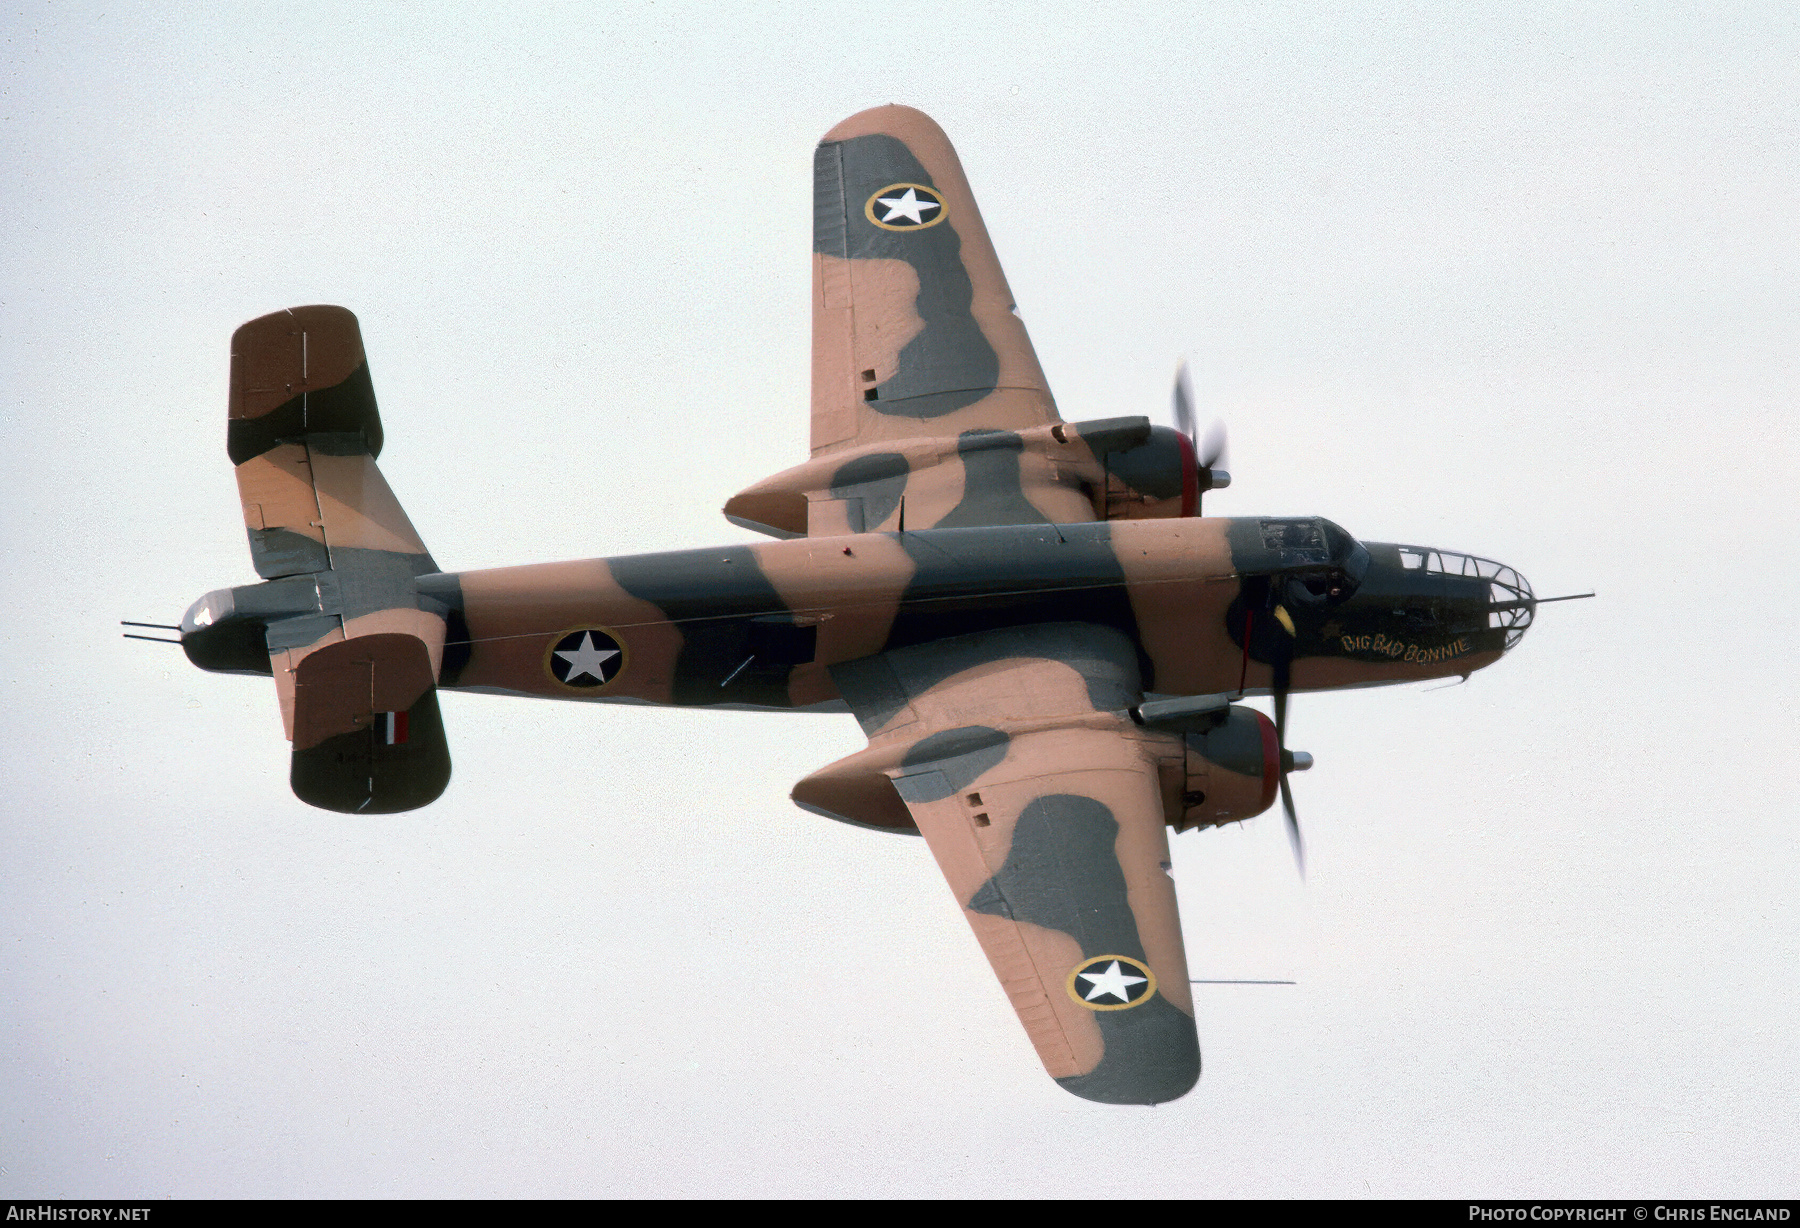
[1233,517,1372,605]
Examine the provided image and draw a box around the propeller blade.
[1280,771,1304,877]
[1198,417,1230,472]
[1272,643,1304,878]
[1173,354,1231,482]
[1172,359,1197,444]
[1173,359,1232,490]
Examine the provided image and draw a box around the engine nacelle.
[1095,423,1200,521]
[723,416,1225,539]
[1171,704,1280,831]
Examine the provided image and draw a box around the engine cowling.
[1096,423,1200,520]
[1173,704,1280,831]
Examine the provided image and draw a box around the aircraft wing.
[830,622,1201,1104]
[720,106,1112,538]
[726,107,1197,538]
[811,104,1060,455]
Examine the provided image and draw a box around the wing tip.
[1055,1054,1201,1106]
[820,103,949,147]
[1052,999,1202,1106]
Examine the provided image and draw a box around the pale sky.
[3,0,1796,1198]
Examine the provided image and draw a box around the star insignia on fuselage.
[1065,954,1158,1011]
[865,183,947,231]
[546,628,626,690]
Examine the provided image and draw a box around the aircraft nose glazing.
[1489,563,1535,651]
[1396,546,1535,651]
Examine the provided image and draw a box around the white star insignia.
[1078,960,1148,1003]
[875,187,941,225]
[555,632,619,683]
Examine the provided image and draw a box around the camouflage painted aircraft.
[150,105,1571,1106]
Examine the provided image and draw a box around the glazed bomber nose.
[1488,561,1535,651]
[1388,544,1536,654]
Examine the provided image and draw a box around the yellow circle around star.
[864,183,948,231]
[543,626,628,692]
[1065,954,1158,1011]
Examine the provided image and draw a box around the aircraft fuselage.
[407,517,1522,710]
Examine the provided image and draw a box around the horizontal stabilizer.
[289,633,450,814]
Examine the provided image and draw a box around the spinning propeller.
[1271,670,1313,877]
[1265,586,1314,877]
[1172,360,1231,490]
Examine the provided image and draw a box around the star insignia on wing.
[1065,954,1157,1011]
[1079,960,1147,1002]
[876,187,939,224]
[865,183,946,231]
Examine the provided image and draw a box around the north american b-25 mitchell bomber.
[142,106,1579,1105]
